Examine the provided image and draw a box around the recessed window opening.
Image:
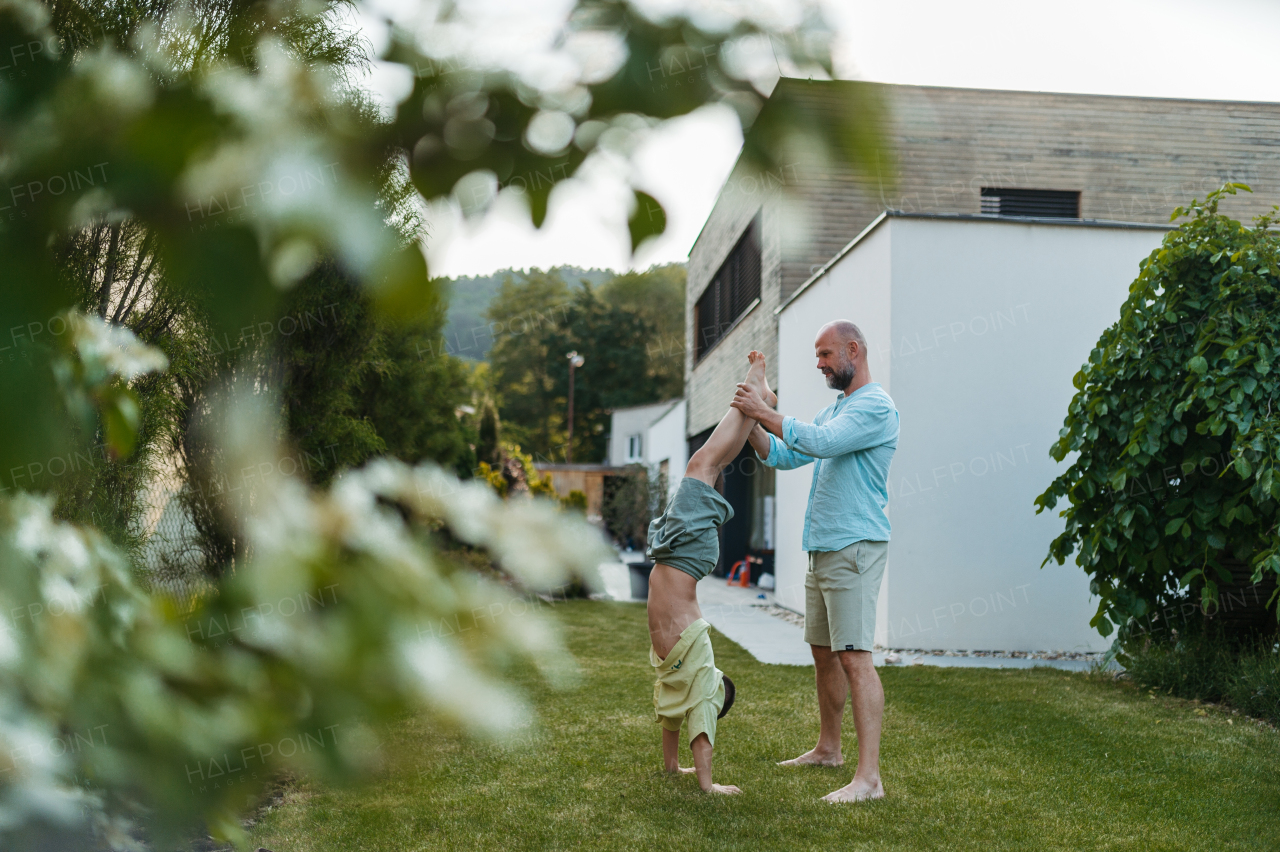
[980,187,1080,219]
[695,217,762,361]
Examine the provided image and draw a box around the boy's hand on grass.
[706,783,741,795]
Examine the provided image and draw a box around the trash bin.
[629,562,654,600]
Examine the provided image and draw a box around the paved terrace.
[596,562,1104,672]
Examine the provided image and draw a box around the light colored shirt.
[759,382,898,551]
[650,618,725,746]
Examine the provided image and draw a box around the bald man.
[731,320,899,803]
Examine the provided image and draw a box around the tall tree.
[599,263,686,399]
[489,276,672,462]
[359,318,476,479]
[485,269,574,455]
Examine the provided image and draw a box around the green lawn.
[247,601,1280,851]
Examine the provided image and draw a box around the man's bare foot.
[745,351,778,407]
[706,783,742,795]
[666,766,697,775]
[821,777,884,803]
[777,748,843,767]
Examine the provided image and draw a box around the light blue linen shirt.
[758,382,899,552]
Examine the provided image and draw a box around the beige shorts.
[804,540,888,652]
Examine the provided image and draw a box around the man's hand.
[731,383,770,419]
[732,383,785,437]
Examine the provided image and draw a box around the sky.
[358,0,1280,279]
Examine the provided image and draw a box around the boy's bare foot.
[745,350,777,408]
[707,783,742,795]
[821,777,884,803]
[777,748,843,767]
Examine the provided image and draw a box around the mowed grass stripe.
[247,600,1280,852]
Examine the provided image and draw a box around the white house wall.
[608,401,675,467]
[774,222,893,622]
[775,216,1166,652]
[646,400,688,503]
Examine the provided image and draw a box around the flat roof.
[776,211,1172,315]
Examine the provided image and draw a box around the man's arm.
[735,387,814,471]
[782,399,897,459]
[733,382,898,460]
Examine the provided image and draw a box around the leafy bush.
[1122,630,1237,702]
[476,443,557,500]
[1037,185,1280,639]
[602,464,665,549]
[559,490,588,514]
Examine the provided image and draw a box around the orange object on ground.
[726,560,752,587]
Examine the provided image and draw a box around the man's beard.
[824,356,856,390]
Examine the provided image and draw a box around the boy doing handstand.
[646,351,776,795]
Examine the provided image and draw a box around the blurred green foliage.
[0,0,881,845]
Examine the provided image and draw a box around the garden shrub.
[560,490,588,514]
[1123,628,1280,725]
[1123,629,1237,702]
[1037,185,1280,640]
[602,463,664,549]
[476,443,557,499]
[1227,643,1280,723]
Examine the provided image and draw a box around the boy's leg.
[685,408,755,487]
[686,352,770,486]
[690,733,740,795]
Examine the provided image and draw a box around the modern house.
[773,213,1166,652]
[678,79,1280,651]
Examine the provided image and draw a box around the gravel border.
[752,602,1105,662]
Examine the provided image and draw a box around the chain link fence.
[132,457,214,612]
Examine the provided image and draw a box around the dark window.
[980,187,1080,219]
[695,219,761,361]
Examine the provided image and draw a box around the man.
[730,320,898,803]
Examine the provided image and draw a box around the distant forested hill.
[438,266,613,360]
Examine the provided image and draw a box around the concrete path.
[595,563,1102,671]
[695,576,816,665]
